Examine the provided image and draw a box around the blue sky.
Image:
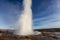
[0,0,60,29]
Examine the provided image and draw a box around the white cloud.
[34,21,60,29]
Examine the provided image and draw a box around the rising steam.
[16,0,34,36]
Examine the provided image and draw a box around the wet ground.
[0,33,60,40]
[0,29,60,40]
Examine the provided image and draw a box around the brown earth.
[0,28,60,40]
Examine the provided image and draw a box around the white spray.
[16,0,34,36]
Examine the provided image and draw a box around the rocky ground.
[0,29,60,40]
[0,32,60,40]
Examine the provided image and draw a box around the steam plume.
[16,0,33,36]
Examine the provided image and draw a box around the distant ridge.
[0,28,60,32]
[34,28,60,32]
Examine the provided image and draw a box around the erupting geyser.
[16,0,34,36]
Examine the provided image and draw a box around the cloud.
[34,21,60,29]
[33,0,60,29]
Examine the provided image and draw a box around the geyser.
[16,0,34,36]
